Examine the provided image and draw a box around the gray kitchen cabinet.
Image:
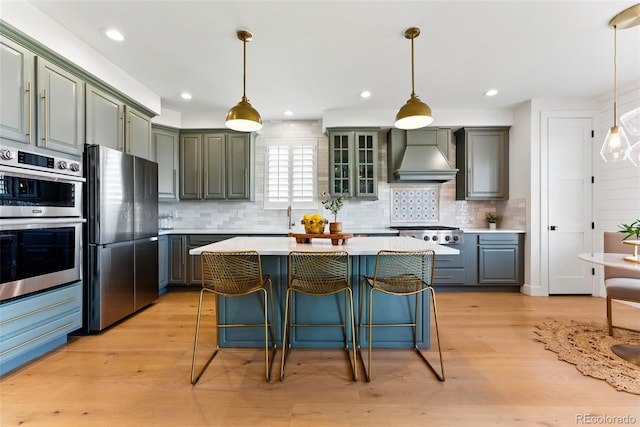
[166,234,233,287]
[179,131,254,201]
[125,106,152,159]
[0,36,85,156]
[36,57,85,155]
[86,85,152,159]
[0,36,34,145]
[152,125,179,200]
[327,128,378,199]
[477,234,523,284]
[158,235,169,294]
[455,127,510,200]
[168,235,187,285]
[86,84,124,150]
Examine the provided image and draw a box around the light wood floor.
[1,291,639,427]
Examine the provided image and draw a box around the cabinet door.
[354,131,377,199]
[203,133,226,199]
[86,85,124,151]
[36,57,85,155]
[125,106,151,159]
[152,126,179,200]
[179,134,201,200]
[478,245,519,284]
[226,133,250,199]
[168,235,186,284]
[0,36,34,145]
[329,132,352,196]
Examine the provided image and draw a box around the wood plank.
[1,291,639,426]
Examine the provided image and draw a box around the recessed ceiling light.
[101,28,125,42]
[359,90,372,98]
[484,89,498,97]
[284,110,293,116]
[180,92,192,100]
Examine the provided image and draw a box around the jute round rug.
[534,321,640,394]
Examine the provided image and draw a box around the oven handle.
[0,164,85,182]
[0,218,86,231]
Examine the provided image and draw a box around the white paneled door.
[544,114,594,294]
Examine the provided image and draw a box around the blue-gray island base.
[189,236,458,349]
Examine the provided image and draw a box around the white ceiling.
[24,0,640,125]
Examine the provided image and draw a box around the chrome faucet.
[287,205,294,229]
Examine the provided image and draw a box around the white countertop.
[160,227,398,236]
[189,236,459,256]
[462,228,525,233]
[161,227,525,236]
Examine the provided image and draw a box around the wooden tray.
[289,232,354,245]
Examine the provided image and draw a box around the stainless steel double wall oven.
[0,145,84,302]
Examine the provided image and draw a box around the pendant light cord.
[613,25,618,127]
[410,34,416,97]
[242,37,247,101]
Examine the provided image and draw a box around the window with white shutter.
[264,138,317,209]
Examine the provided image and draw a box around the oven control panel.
[0,145,82,177]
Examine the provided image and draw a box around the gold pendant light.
[395,27,433,130]
[600,4,640,164]
[225,30,262,132]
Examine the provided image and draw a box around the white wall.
[593,82,640,296]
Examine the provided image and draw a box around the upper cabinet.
[327,128,378,199]
[0,36,85,156]
[86,84,152,160]
[179,131,254,201]
[36,58,85,155]
[86,85,124,150]
[125,106,152,159]
[0,36,33,145]
[455,127,510,201]
[151,125,179,200]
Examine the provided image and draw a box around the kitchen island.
[189,236,457,349]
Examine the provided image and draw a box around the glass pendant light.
[395,27,433,130]
[226,30,262,132]
[601,4,640,164]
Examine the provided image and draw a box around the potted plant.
[485,213,500,230]
[618,219,640,240]
[321,192,344,233]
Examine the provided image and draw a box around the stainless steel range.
[392,226,463,245]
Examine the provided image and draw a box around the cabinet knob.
[550,225,557,231]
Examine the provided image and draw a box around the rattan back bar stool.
[191,250,277,384]
[280,250,357,381]
[357,249,444,382]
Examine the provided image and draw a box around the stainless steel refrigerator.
[84,144,159,332]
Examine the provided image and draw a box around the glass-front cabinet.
[328,128,378,199]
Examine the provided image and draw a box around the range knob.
[432,236,438,241]
[0,149,14,160]
[57,160,68,170]
[445,235,451,241]
[69,163,80,172]
[453,235,459,242]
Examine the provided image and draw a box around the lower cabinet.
[167,234,233,287]
[0,282,82,375]
[433,233,524,288]
[477,234,523,284]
